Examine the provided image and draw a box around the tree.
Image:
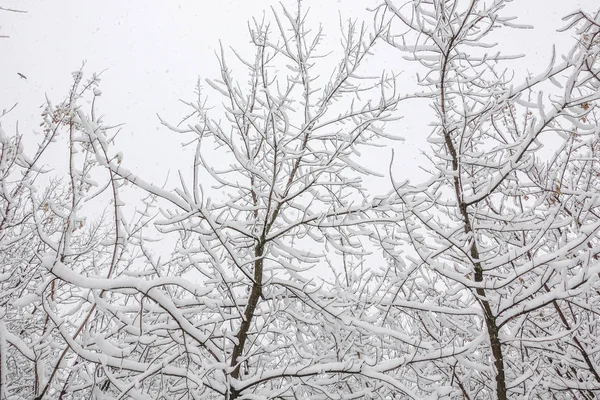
[0,71,120,399]
[1,1,600,399]
[2,4,408,399]
[364,2,600,399]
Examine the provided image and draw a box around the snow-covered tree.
[9,4,406,399]
[364,2,600,399]
[1,1,600,399]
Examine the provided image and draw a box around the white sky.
[1,0,597,191]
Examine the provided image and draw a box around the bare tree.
[23,4,412,399]
[362,1,600,399]
[0,69,152,399]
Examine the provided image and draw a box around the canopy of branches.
[1,1,600,399]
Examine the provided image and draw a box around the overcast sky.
[1,0,597,191]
